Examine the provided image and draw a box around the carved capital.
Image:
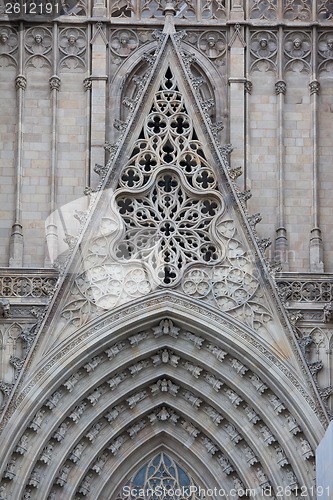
[49,75,61,92]
[275,80,286,95]
[309,80,320,95]
[83,77,92,91]
[245,80,253,94]
[15,75,27,91]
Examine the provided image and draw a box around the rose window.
[114,67,224,286]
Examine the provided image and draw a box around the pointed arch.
[0,293,323,498]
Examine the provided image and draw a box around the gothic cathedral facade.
[0,0,333,498]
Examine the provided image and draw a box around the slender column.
[228,23,246,181]
[90,23,108,187]
[9,23,25,267]
[274,26,289,270]
[309,26,324,272]
[45,24,60,266]
[244,26,252,192]
[83,24,92,188]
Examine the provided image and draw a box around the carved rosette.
[250,30,278,73]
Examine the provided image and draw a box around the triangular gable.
[4,33,324,414]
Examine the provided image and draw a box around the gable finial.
[163,1,176,34]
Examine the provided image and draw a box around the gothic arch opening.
[0,297,321,499]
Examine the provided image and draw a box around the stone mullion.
[45,24,60,267]
[89,23,108,187]
[84,23,92,188]
[228,24,246,182]
[244,24,252,192]
[9,22,25,268]
[309,26,324,272]
[275,26,289,270]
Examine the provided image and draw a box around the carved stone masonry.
[309,80,320,95]
[151,349,179,367]
[245,80,253,94]
[83,77,92,91]
[151,379,179,396]
[260,425,276,445]
[29,410,45,432]
[300,438,314,460]
[69,442,85,463]
[202,437,218,456]
[86,422,102,442]
[204,373,223,392]
[250,374,268,394]
[69,402,87,423]
[15,434,29,455]
[4,457,16,480]
[276,447,289,467]
[56,464,70,487]
[230,358,248,376]
[39,443,54,464]
[15,75,27,91]
[53,421,69,442]
[92,452,108,474]
[267,394,286,414]
[63,372,81,392]
[217,454,234,474]
[244,405,261,424]
[275,80,286,95]
[207,343,227,361]
[45,390,63,410]
[79,474,93,495]
[49,75,60,91]
[153,319,180,338]
[204,406,223,425]
[84,356,103,372]
[183,391,202,408]
[127,390,147,408]
[0,298,10,318]
[108,435,126,455]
